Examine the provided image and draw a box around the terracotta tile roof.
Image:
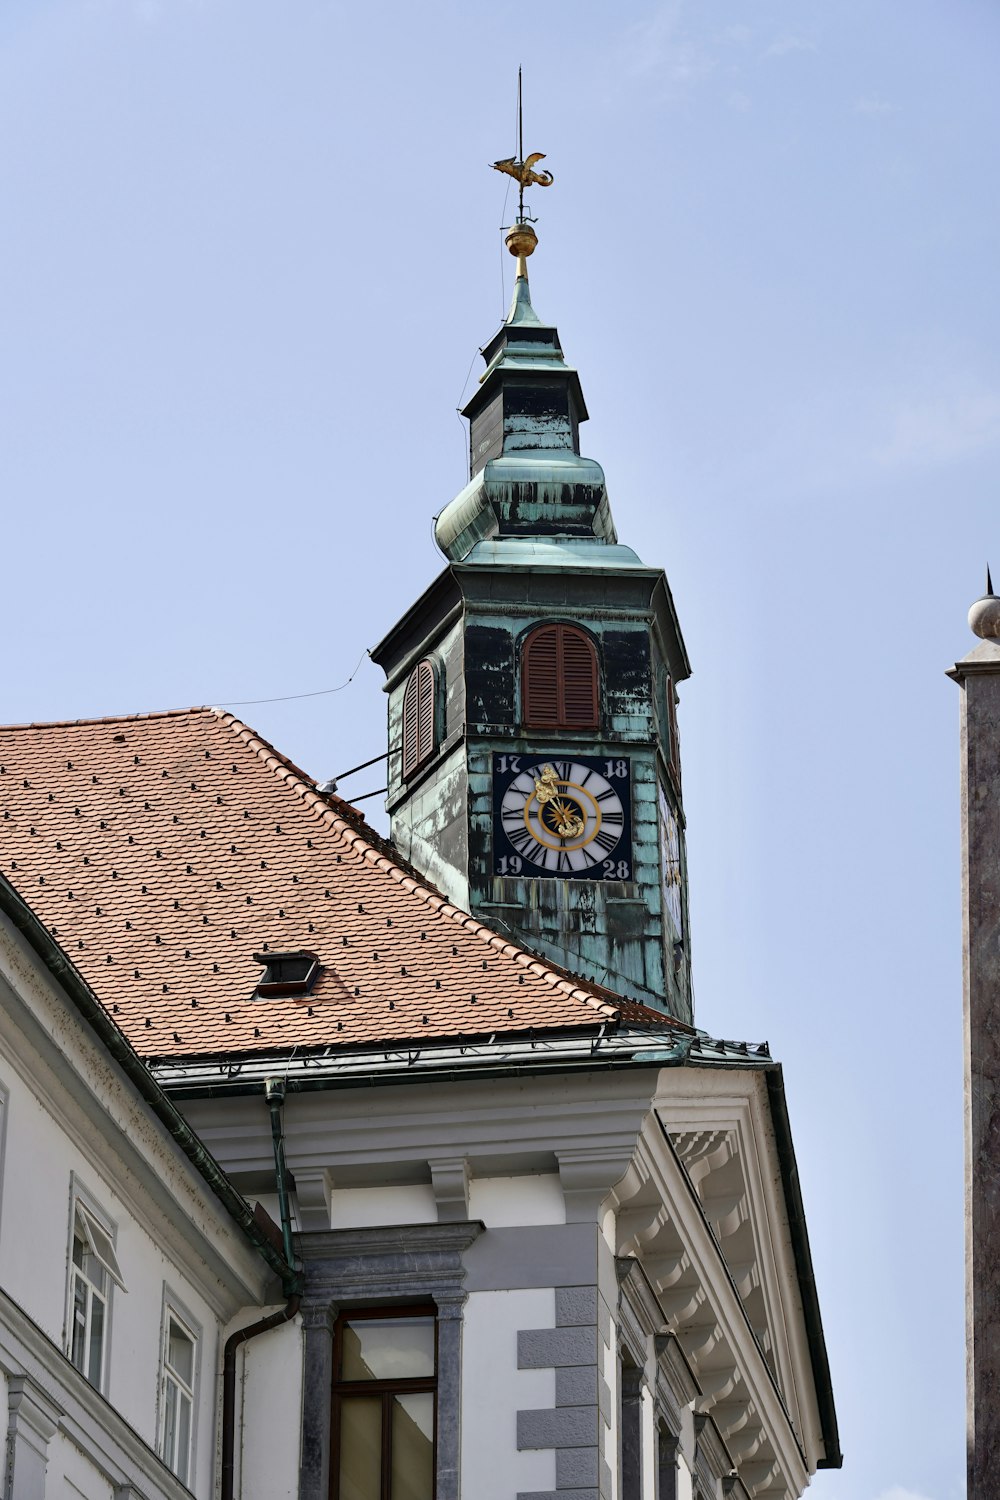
[0,707,655,1061]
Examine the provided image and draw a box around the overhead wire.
[216,649,370,708]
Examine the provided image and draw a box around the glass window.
[333,1309,436,1500]
[69,1201,122,1390]
[159,1311,196,1485]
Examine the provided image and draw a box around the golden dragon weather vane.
[490,67,553,233]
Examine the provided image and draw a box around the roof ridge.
[0,706,213,733]
[215,710,620,1025]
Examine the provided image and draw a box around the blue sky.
[4,2,998,1495]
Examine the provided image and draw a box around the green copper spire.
[434,207,619,560]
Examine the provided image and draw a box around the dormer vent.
[253,949,320,998]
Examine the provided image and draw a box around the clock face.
[492,754,633,881]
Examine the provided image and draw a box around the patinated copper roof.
[0,707,658,1061]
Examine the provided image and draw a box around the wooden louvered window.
[522,624,599,729]
[401,659,436,779]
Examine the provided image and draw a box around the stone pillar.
[298,1303,335,1500]
[4,1376,61,1500]
[620,1362,643,1500]
[656,1427,679,1500]
[948,582,1000,1498]
[434,1292,466,1500]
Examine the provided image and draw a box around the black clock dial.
[492,754,634,881]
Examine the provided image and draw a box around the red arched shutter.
[402,659,436,778]
[522,624,599,729]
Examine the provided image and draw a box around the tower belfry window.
[401,660,436,779]
[522,623,599,729]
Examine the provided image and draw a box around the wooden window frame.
[331,1304,438,1500]
[401,660,437,780]
[521,623,600,730]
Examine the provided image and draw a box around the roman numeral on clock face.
[594,828,619,854]
[508,827,546,863]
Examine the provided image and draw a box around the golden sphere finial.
[505,220,538,260]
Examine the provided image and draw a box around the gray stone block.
[518,1326,598,1369]
[556,1286,597,1327]
[517,1492,598,1500]
[517,1406,599,1451]
[555,1365,597,1407]
[556,1447,600,1487]
[466,1224,598,1292]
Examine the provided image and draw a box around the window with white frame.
[69,1199,125,1389]
[159,1309,197,1485]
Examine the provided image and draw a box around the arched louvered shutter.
[522,624,599,729]
[402,659,436,778]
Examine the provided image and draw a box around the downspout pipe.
[221,1294,301,1500]
[265,1077,297,1269]
[221,1079,303,1500]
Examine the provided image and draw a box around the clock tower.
[371,195,693,1021]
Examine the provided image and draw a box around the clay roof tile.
[0,706,663,1060]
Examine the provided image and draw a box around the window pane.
[391,1393,434,1500]
[162,1377,178,1465]
[338,1396,382,1500]
[176,1391,191,1485]
[168,1319,194,1386]
[71,1274,88,1371]
[88,1292,105,1386]
[341,1318,435,1382]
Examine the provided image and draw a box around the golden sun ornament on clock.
[491,755,633,881]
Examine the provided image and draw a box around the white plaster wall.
[469,1173,565,1226]
[461,1288,556,1499]
[676,1451,694,1500]
[0,1056,227,1493]
[237,1314,303,1500]
[51,1430,115,1499]
[0,1064,73,1348]
[327,1183,437,1228]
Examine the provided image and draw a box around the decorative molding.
[654,1332,699,1435]
[299,1221,482,1306]
[611,1111,809,1499]
[694,1410,738,1490]
[654,1078,824,1466]
[429,1157,471,1222]
[294,1167,333,1232]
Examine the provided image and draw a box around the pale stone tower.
[948,572,1000,1496]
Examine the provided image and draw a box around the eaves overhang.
[764,1067,842,1470]
[369,566,463,680]
[461,361,589,427]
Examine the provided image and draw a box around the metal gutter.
[765,1068,842,1469]
[152,1028,764,1098]
[0,875,298,1296]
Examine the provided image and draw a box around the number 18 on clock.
[491,753,634,881]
